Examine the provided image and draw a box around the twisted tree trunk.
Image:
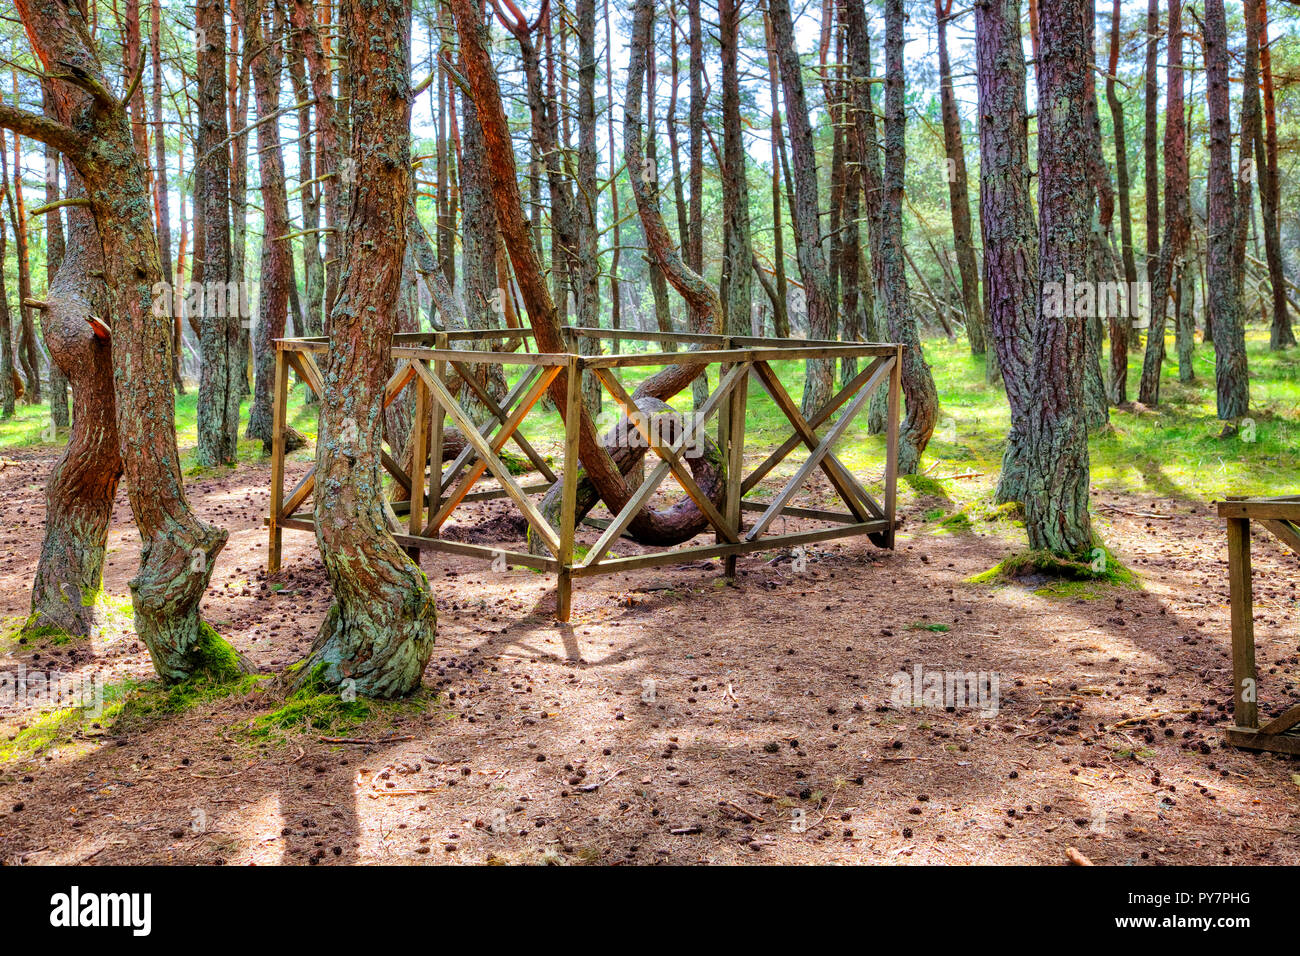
[2,0,247,682]
[293,0,435,698]
[29,159,121,636]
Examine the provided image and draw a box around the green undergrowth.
[113,673,269,732]
[0,680,133,765]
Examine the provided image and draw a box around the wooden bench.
[1217,495,1300,754]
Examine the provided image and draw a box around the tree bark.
[1104,0,1135,402]
[1257,0,1293,349]
[936,0,984,356]
[975,0,1038,504]
[879,0,937,473]
[2,0,247,682]
[245,0,303,452]
[1136,0,1188,407]
[719,0,752,339]
[297,0,435,698]
[196,0,241,465]
[769,0,836,417]
[1143,0,1160,287]
[1204,0,1249,421]
[1025,0,1094,556]
[42,99,70,428]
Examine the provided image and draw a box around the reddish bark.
[298,0,435,697]
[2,0,246,681]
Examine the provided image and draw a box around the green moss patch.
[967,547,1138,594]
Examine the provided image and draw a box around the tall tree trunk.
[245,0,301,451]
[575,0,602,412]
[1136,0,1188,407]
[7,131,40,404]
[150,0,180,393]
[1257,0,1293,348]
[289,0,341,322]
[229,0,252,397]
[1204,0,1249,421]
[975,0,1039,504]
[878,0,937,473]
[936,0,984,356]
[0,204,13,419]
[42,99,70,428]
[285,20,323,338]
[604,0,622,352]
[196,0,241,465]
[763,9,790,339]
[1104,0,1135,403]
[297,0,435,697]
[2,0,247,682]
[769,0,835,417]
[719,0,752,339]
[1143,0,1160,287]
[1080,15,1112,428]
[1025,0,1094,556]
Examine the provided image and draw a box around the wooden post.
[883,349,901,549]
[268,343,289,572]
[428,332,448,524]
[1227,516,1258,730]
[407,372,430,560]
[723,353,748,578]
[557,354,583,621]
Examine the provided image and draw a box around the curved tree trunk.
[29,164,121,636]
[295,0,436,698]
[3,0,246,683]
[455,0,723,552]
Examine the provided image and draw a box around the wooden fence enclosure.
[266,328,902,621]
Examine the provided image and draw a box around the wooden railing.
[267,328,901,621]
[1218,495,1300,754]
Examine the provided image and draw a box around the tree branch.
[0,103,84,157]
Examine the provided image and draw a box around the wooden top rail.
[275,335,899,368]
[1217,495,1300,521]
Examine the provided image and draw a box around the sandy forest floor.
[0,442,1298,866]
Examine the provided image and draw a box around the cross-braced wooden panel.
[267,329,901,621]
